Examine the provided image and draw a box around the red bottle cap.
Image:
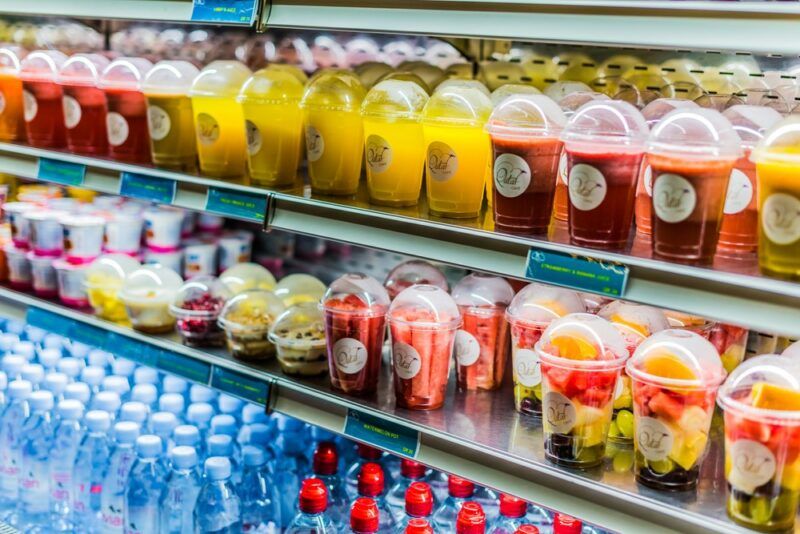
[448,475,475,498]
[298,478,328,514]
[357,442,383,460]
[405,518,434,534]
[358,462,385,498]
[312,441,339,476]
[401,458,427,479]
[554,513,582,534]
[350,497,380,533]
[456,501,486,534]
[499,493,527,518]
[515,526,540,534]
[405,481,433,517]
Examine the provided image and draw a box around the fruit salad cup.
[84,254,140,324]
[710,323,749,374]
[535,313,628,468]
[269,302,328,376]
[273,273,326,308]
[218,289,286,361]
[322,273,390,396]
[451,273,514,391]
[664,311,714,339]
[119,264,183,334]
[627,330,725,491]
[170,276,231,348]
[383,260,449,301]
[388,285,461,410]
[506,284,585,415]
[718,355,800,532]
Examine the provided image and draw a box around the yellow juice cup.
[361,79,428,206]
[422,85,493,218]
[189,61,252,179]
[0,46,26,142]
[238,66,306,188]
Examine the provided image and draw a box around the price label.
[525,247,629,297]
[70,322,109,349]
[191,0,258,24]
[344,408,420,458]
[119,172,176,205]
[158,351,211,384]
[37,158,85,186]
[210,366,271,406]
[205,187,267,222]
[105,332,160,367]
[26,307,73,338]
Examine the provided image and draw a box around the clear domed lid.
[723,105,782,150]
[273,274,326,307]
[486,94,566,138]
[141,60,200,96]
[170,275,231,318]
[268,302,326,349]
[119,265,183,304]
[19,50,68,82]
[361,79,429,120]
[388,285,461,329]
[57,53,110,86]
[751,116,800,165]
[353,61,393,90]
[384,260,449,301]
[98,57,153,91]
[435,79,490,98]
[561,100,649,151]
[266,64,308,85]
[421,86,493,127]
[536,313,628,368]
[664,310,714,333]
[783,341,800,360]
[378,71,431,95]
[505,283,585,326]
[84,254,141,289]
[490,84,542,107]
[322,273,390,316]
[579,292,612,314]
[400,61,446,90]
[220,263,276,295]
[544,81,592,102]
[558,91,610,116]
[627,329,724,389]
[598,301,670,353]
[299,69,365,112]
[718,354,800,423]
[189,60,252,98]
[451,273,514,313]
[641,98,699,126]
[646,108,742,160]
[218,289,286,332]
[237,66,306,105]
[0,46,26,75]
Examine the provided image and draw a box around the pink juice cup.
[57,53,110,156]
[99,57,154,164]
[19,50,68,148]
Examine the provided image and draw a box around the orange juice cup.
[0,46,27,142]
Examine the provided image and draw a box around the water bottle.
[357,462,396,531]
[207,434,241,484]
[124,435,167,534]
[189,384,217,404]
[241,423,272,450]
[272,429,310,528]
[159,393,185,424]
[120,402,149,427]
[173,425,204,466]
[13,341,35,361]
[42,333,65,353]
[345,443,385,499]
[100,421,140,534]
[20,363,45,389]
[311,441,348,530]
[102,376,131,401]
[39,348,63,373]
[404,518,435,534]
[456,502,486,534]
[395,481,435,533]
[240,404,270,440]
[387,459,430,522]
[159,446,201,534]
[285,478,335,533]
[87,349,112,370]
[130,384,158,411]
[150,412,178,458]
[350,497,380,534]
[81,366,106,396]
[210,414,242,472]
[195,457,242,533]
[74,410,112,533]
[0,371,6,409]
[132,367,159,386]
[2,354,25,380]
[0,380,32,518]
[50,399,85,531]
[18,390,56,530]
[0,333,20,355]
[432,476,475,532]
[64,382,92,405]
[92,391,122,419]
[474,486,499,523]
[111,358,136,380]
[487,494,529,534]
[43,372,69,399]
[57,357,83,382]
[68,341,91,360]
[428,471,449,503]
[162,376,188,397]
[217,395,243,420]
[240,445,280,533]
[186,402,214,440]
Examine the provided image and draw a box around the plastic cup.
[189,61,251,178]
[388,285,461,410]
[4,243,31,290]
[119,264,183,333]
[183,239,218,279]
[361,79,429,206]
[560,100,649,249]
[384,260,449,301]
[0,46,27,142]
[269,302,328,376]
[170,275,231,347]
[646,108,742,264]
[98,57,153,163]
[300,70,366,195]
[26,210,66,257]
[506,284,585,415]
[142,60,200,171]
[84,254,140,323]
[219,262,276,295]
[28,253,57,298]
[53,259,90,308]
[197,214,223,235]
[490,84,541,107]
[487,94,566,234]
[143,247,184,274]
[57,53,111,156]
[217,231,252,272]
[104,212,143,255]
[4,201,36,248]
[273,273,326,308]
[451,273,514,391]
[709,323,749,374]
[536,313,628,468]
[60,214,105,264]
[321,273,390,396]
[19,50,68,148]
[218,289,286,361]
[143,207,183,251]
[354,61,393,90]
[237,66,305,187]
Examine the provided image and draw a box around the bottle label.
[147,105,171,141]
[544,391,577,434]
[723,169,753,215]
[559,151,568,185]
[333,338,368,374]
[102,505,124,532]
[393,342,422,380]
[51,469,72,502]
[762,192,800,245]
[20,460,49,512]
[63,96,82,129]
[305,125,324,162]
[568,164,607,211]
[106,112,129,147]
[635,416,674,462]
[494,153,531,198]
[246,120,262,156]
[0,449,20,496]
[727,439,776,495]
[427,141,458,182]
[365,134,393,174]
[125,504,158,533]
[653,173,697,223]
[643,165,653,197]
[454,330,481,367]
[196,113,220,145]
[513,348,541,387]
[23,90,37,122]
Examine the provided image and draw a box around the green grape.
[608,420,620,438]
[613,450,634,473]
[616,410,634,438]
[649,458,674,474]
[533,383,543,400]
[748,496,773,525]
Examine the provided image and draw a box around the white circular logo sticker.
[393,342,421,380]
[494,153,531,198]
[62,96,81,129]
[23,90,37,122]
[514,348,541,387]
[0,91,6,115]
[333,338,368,375]
[196,113,220,145]
[544,391,577,434]
[653,173,697,223]
[106,112,129,147]
[568,164,607,211]
[762,193,800,246]
[246,120,262,156]
[454,330,480,367]
[728,439,777,495]
[147,105,171,141]
[558,151,568,185]
[643,165,653,197]
[636,416,674,462]
[365,135,393,174]
[305,125,324,162]
[724,169,753,215]
[427,141,458,182]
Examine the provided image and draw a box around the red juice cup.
[57,53,111,156]
[98,57,154,164]
[0,46,27,142]
[486,94,567,234]
[19,50,68,148]
[451,273,514,391]
[646,108,742,264]
[322,273,390,396]
[718,355,800,532]
[384,260,449,301]
[561,100,649,249]
[388,285,461,410]
[627,330,725,491]
[506,283,585,415]
[536,313,628,468]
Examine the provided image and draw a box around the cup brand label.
[494,153,531,198]
[196,113,220,145]
[544,391,577,434]
[366,134,393,174]
[455,330,480,366]
[724,169,753,215]
[514,348,541,387]
[568,164,607,211]
[762,192,800,245]
[305,125,324,162]
[728,439,776,494]
[23,90,37,122]
[653,173,697,223]
[636,416,674,462]
[393,342,422,380]
[333,338,368,374]
[62,96,81,129]
[147,105,171,141]
[245,120,262,155]
[106,112,129,147]
[427,141,458,181]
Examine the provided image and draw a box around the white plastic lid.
[39,348,62,371]
[421,85,493,127]
[103,375,131,396]
[163,375,188,394]
[58,358,82,379]
[243,445,267,467]
[598,301,670,353]
[58,399,84,420]
[218,289,286,333]
[189,60,252,98]
[114,421,140,444]
[388,285,461,329]
[268,302,326,350]
[300,69,366,113]
[81,366,105,387]
[141,60,200,96]
[112,358,136,378]
[718,354,800,423]
[151,411,178,435]
[205,456,232,480]
[57,53,110,86]
[19,50,68,82]
[490,84,542,107]
[63,383,90,405]
[208,434,234,457]
[451,273,514,314]
[535,313,629,369]
[171,446,198,469]
[131,384,157,406]
[506,283,585,326]
[133,367,159,385]
[323,273,391,316]
[99,57,153,91]
[170,275,231,319]
[159,393,185,415]
[2,355,25,377]
[174,425,200,447]
[190,385,217,403]
[0,46,25,75]
[248,423,271,445]
[752,116,800,165]
[187,402,215,425]
[561,100,649,151]
[94,391,121,413]
[85,410,111,432]
[120,401,148,425]
[627,329,724,389]
[361,79,429,120]
[136,434,162,458]
[43,373,68,395]
[242,404,268,424]
[120,264,183,305]
[218,394,243,414]
[29,390,54,411]
[384,261,448,301]
[69,342,91,360]
[272,274,326,308]
[21,364,44,385]
[647,108,742,160]
[723,105,782,150]
[220,263,276,295]
[13,342,34,360]
[87,349,111,368]
[211,414,237,436]
[641,98,699,126]
[486,94,567,139]
[8,379,32,399]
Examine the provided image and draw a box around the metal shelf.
[0,0,196,23]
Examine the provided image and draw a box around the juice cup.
[119,264,183,334]
[505,283,585,415]
[486,94,566,234]
[300,70,366,195]
[627,330,725,490]
[321,273,390,396]
[451,273,514,391]
[361,79,429,206]
[388,285,461,410]
[561,100,649,249]
[19,50,68,148]
[189,61,252,178]
[142,60,200,171]
[422,86,493,218]
[57,53,111,156]
[170,275,231,348]
[237,66,305,188]
[84,254,140,324]
[646,108,742,264]
[98,57,154,164]
[383,259,449,300]
[717,355,800,531]
[0,46,27,142]
[536,313,628,468]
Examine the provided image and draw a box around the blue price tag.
[191,0,257,24]
[120,172,176,204]
[210,366,271,406]
[158,351,211,384]
[205,187,267,222]
[70,322,109,349]
[344,409,420,459]
[105,333,160,367]
[37,158,85,186]
[26,307,73,338]
[525,247,629,298]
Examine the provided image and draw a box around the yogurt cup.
[104,212,143,254]
[53,258,89,308]
[28,253,57,298]
[217,231,252,271]
[4,243,31,290]
[183,239,218,279]
[180,210,196,238]
[144,247,184,274]
[3,201,36,248]
[26,210,66,257]
[197,213,224,235]
[60,214,105,263]
[143,208,183,251]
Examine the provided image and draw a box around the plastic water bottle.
[474,486,500,523]
[111,359,136,380]
[87,349,111,370]
[57,357,83,382]
[150,412,178,459]
[68,341,91,360]
[345,443,385,499]
[350,497,380,534]
[395,481,435,532]
[173,425,203,465]
[20,363,45,389]
[124,435,168,534]
[487,494,529,534]
[74,410,112,533]
[1,354,25,380]
[428,471,449,503]
[92,391,122,419]
[162,376,188,397]
[186,402,214,441]
[159,446,201,534]
[207,434,241,484]
[13,340,35,361]
[100,421,140,534]
[311,441,348,530]
[18,390,56,530]
[102,376,131,402]
[0,371,7,409]
[0,333,20,355]
[195,457,242,533]
[357,462,396,531]
[285,478,335,533]
[211,414,242,473]
[240,445,280,533]
[240,404,270,442]
[189,384,217,404]
[0,380,32,518]
[130,384,158,411]
[64,382,92,405]
[242,423,272,450]
[456,502,486,534]
[120,402,149,427]
[159,393,185,424]
[272,431,310,528]
[43,372,69,399]
[387,459,430,522]
[432,476,475,532]
[81,366,106,396]
[50,399,85,531]
[217,394,243,421]
[132,367,158,386]
[39,348,63,373]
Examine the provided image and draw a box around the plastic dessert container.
[218,289,286,361]
[170,275,231,347]
[219,262,276,294]
[84,254,141,323]
[273,273,326,308]
[119,264,183,333]
[269,302,328,376]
